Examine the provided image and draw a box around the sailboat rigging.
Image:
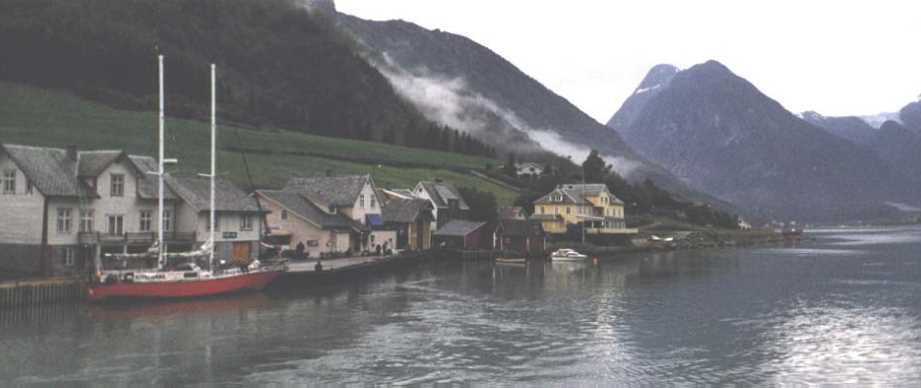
[87,58,287,301]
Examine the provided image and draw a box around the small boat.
[496,257,527,265]
[551,249,589,261]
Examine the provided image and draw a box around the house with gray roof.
[0,144,184,276]
[532,183,635,237]
[167,176,265,264]
[411,180,471,230]
[267,174,395,255]
[255,189,367,258]
[381,196,433,251]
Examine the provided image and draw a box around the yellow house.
[532,184,637,235]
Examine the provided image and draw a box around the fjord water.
[3,227,921,385]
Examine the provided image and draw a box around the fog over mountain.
[333,11,728,207]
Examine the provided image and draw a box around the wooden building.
[494,219,546,257]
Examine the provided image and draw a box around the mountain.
[900,100,921,131]
[333,14,726,208]
[607,60,913,221]
[606,64,678,131]
[0,0,495,158]
[800,111,877,146]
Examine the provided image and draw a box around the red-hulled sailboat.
[88,58,286,302]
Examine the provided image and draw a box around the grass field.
[0,82,517,204]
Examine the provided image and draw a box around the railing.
[78,231,196,245]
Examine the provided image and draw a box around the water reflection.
[2,227,921,385]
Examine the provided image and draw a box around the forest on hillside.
[0,0,495,157]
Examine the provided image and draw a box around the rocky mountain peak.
[899,101,921,131]
[636,64,678,92]
[301,0,336,17]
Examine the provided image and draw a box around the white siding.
[0,154,45,244]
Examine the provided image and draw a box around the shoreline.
[0,231,805,309]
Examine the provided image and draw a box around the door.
[232,242,252,264]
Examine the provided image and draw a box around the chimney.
[434,178,443,183]
[66,145,78,161]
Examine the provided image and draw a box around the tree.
[503,153,517,177]
[458,187,498,223]
[582,149,607,183]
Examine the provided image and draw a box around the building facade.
[167,176,264,266]
[263,174,396,255]
[412,180,470,230]
[0,145,183,276]
[256,190,363,258]
[532,184,637,236]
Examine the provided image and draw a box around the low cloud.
[370,52,643,177]
[525,130,643,178]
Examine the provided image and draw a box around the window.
[107,215,124,236]
[57,208,73,234]
[25,179,33,195]
[2,169,15,194]
[139,210,152,232]
[566,207,571,215]
[163,210,172,232]
[63,248,74,267]
[79,209,95,233]
[359,194,365,208]
[370,195,376,209]
[110,174,125,197]
[241,215,254,231]
[281,210,288,220]
[207,214,221,232]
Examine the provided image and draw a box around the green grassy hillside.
[0,82,516,204]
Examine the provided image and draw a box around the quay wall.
[0,278,84,309]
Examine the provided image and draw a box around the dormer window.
[110,174,125,197]
[359,194,365,208]
[370,195,376,209]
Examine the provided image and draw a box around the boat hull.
[87,270,283,302]
[551,256,588,262]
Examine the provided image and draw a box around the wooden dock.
[0,278,84,309]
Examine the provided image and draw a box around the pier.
[0,278,84,309]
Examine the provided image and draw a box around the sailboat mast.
[157,55,165,269]
[210,64,216,271]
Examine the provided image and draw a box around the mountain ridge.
[608,60,914,221]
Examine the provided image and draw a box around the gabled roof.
[167,176,261,213]
[284,175,372,209]
[128,155,176,200]
[257,190,366,231]
[77,150,124,177]
[417,181,470,210]
[434,220,487,237]
[496,219,544,237]
[382,197,432,224]
[534,184,624,205]
[0,144,94,198]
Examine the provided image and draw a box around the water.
[2,227,921,386]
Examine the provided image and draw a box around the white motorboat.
[551,249,589,261]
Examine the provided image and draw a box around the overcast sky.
[336,0,921,123]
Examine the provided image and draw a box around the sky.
[336,0,921,123]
